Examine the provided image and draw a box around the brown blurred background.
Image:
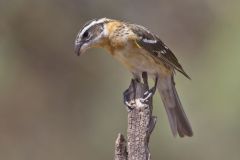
[1,0,240,159]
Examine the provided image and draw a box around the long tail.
[157,75,193,137]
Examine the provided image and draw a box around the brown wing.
[129,24,190,79]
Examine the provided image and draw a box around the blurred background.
[1,0,240,159]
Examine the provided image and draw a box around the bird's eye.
[83,31,89,39]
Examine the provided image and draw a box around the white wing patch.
[156,50,167,56]
[142,38,157,44]
[160,50,167,54]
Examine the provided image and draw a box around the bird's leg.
[132,73,141,100]
[140,75,158,103]
[149,76,158,95]
[123,72,157,110]
[123,78,139,110]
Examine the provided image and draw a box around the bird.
[74,18,193,137]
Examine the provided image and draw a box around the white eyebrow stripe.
[79,18,108,37]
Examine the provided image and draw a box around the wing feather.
[129,24,190,79]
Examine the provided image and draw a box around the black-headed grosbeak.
[74,18,193,137]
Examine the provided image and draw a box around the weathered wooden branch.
[114,73,157,160]
[115,134,127,160]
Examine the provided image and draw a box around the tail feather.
[157,75,193,137]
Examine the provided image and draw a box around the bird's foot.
[123,78,140,110]
[123,72,157,111]
[139,87,155,104]
[123,87,135,111]
[140,75,157,104]
[124,92,149,111]
[123,78,156,110]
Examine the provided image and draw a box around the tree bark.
[114,73,157,160]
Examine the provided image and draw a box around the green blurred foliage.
[0,0,240,160]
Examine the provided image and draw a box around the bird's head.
[74,18,111,56]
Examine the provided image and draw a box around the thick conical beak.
[74,41,83,56]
